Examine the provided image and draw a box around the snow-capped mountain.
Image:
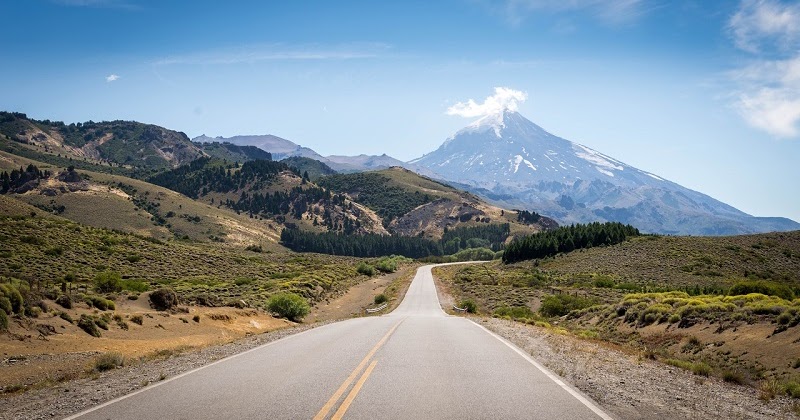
[411,110,799,235]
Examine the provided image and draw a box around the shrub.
[77,315,101,337]
[94,271,122,294]
[722,370,745,384]
[86,296,115,311]
[245,244,263,253]
[0,296,11,315]
[149,288,178,311]
[0,283,24,315]
[729,280,794,301]
[0,309,7,331]
[130,314,143,325]
[192,315,200,323]
[691,362,712,377]
[267,292,310,322]
[59,311,74,323]
[55,294,72,309]
[94,352,124,372]
[234,277,254,286]
[121,280,149,293]
[540,294,596,317]
[374,294,388,305]
[356,262,375,276]
[374,258,397,273]
[458,299,477,314]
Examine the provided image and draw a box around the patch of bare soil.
[0,296,291,394]
[307,265,418,322]
[480,318,798,419]
[0,321,324,420]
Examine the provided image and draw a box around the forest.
[502,221,640,263]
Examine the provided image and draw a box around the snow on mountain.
[411,110,799,235]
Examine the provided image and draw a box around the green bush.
[722,370,745,384]
[374,294,388,305]
[94,352,124,371]
[78,315,101,337]
[0,309,7,331]
[130,314,143,325]
[55,294,72,309]
[0,283,24,315]
[94,271,122,294]
[59,311,74,324]
[374,259,397,273]
[540,294,596,317]
[267,292,310,322]
[121,279,149,293]
[356,262,375,276]
[149,288,178,311]
[729,280,794,301]
[458,299,477,313]
[86,296,115,311]
[0,296,11,315]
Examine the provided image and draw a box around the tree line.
[502,222,640,263]
[1,164,51,194]
[281,223,513,258]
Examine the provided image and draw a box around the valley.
[1,108,799,419]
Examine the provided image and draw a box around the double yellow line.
[313,319,404,420]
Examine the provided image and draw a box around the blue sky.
[2,0,799,222]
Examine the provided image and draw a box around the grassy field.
[434,231,800,397]
[0,195,368,308]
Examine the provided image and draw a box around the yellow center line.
[331,360,378,420]
[313,319,404,420]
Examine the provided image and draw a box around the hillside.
[147,157,387,236]
[280,156,337,181]
[0,149,283,248]
[434,230,800,392]
[318,166,556,239]
[195,141,273,163]
[0,112,204,171]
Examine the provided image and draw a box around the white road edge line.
[62,321,346,420]
[469,320,615,420]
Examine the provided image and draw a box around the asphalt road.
[67,264,613,420]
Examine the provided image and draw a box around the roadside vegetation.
[434,230,800,399]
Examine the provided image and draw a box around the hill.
[411,110,800,235]
[195,141,273,163]
[280,156,337,181]
[0,112,204,171]
[147,157,387,236]
[0,149,283,248]
[434,230,800,391]
[318,166,556,239]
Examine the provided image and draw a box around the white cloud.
[728,0,800,138]
[105,74,120,82]
[494,0,649,26]
[152,43,389,66]
[447,87,528,118]
[729,0,800,53]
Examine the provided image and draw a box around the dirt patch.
[307,265,418,322]
[0,298,291,394]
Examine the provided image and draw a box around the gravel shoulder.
[478,317,799,420]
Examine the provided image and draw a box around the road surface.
[67,264,613,420]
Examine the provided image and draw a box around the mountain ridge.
[410,110,799,235]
